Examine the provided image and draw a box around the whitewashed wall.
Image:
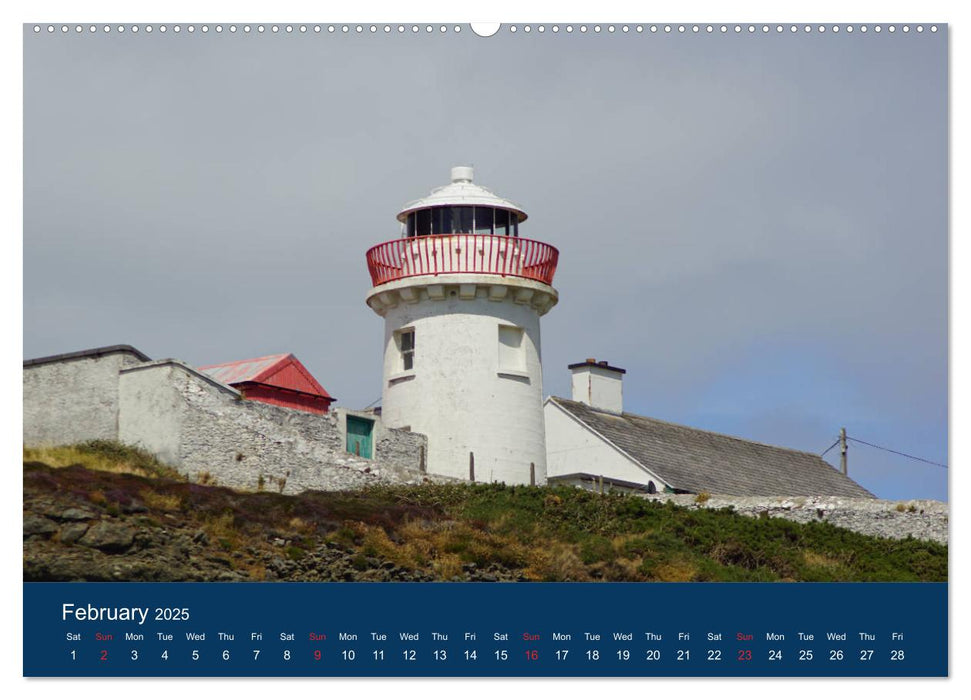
[544,398,667,489]
[118,361,188,466]
[570,365,624,414]
[25,352,432,494]
[378,281,549,484]
[23,350,144,446]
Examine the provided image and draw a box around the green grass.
[352,482,947,582]
[23,456,947,583]
[23,440,185,481]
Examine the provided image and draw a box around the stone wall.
[23,347,148,446]
[118,359,435,494]
[25,348,436,495]
[640,493,948,545]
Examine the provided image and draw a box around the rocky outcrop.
[22,464,522,583]
[23,504,523,583]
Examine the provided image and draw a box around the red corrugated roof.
[198,354,333,400]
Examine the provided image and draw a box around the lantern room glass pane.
[432,207,448,235]
[452,206,473,233]
[494,208,509,236]
[409,206,518,236]
[474,206,494,235]
[416,209,432,236]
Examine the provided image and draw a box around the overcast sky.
[23,24,947,501]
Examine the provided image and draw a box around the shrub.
[432,553,463,580]
[139,489,182,512]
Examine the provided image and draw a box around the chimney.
[568,358,626,414]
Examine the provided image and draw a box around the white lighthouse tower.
[365,167,559,484]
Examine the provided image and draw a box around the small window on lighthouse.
[396,328,415,371]
[498,325,526,373]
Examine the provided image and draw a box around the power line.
[819,439,840,458]
[846,436,948,469]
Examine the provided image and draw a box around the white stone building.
[544,359,873,498]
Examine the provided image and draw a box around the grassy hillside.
[23,443,946,583]
[23,440,185,480]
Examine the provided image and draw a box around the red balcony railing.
[366,234,559,287]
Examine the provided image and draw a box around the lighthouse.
[365,167,559,484]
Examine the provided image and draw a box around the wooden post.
[840,427,848,475]
[419,445,426,473]
[599,474,604,495]
[530,462,536,486]
[469,451,475,482]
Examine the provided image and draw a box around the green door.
[346,416,374,459]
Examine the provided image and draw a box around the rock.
[59,523,89,544]
[78,521,135,553]
[58,508,96,522]
[23,515,58,538]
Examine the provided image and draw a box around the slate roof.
[549,397,874,498]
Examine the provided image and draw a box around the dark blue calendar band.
[23,582,947,677]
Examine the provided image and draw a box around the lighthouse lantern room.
[365,167,559,484]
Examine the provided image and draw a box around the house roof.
[198,354,333,400]
[548,397,874,498]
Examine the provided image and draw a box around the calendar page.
[20,11,949,686]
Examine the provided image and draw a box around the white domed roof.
[396,166,528,223]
